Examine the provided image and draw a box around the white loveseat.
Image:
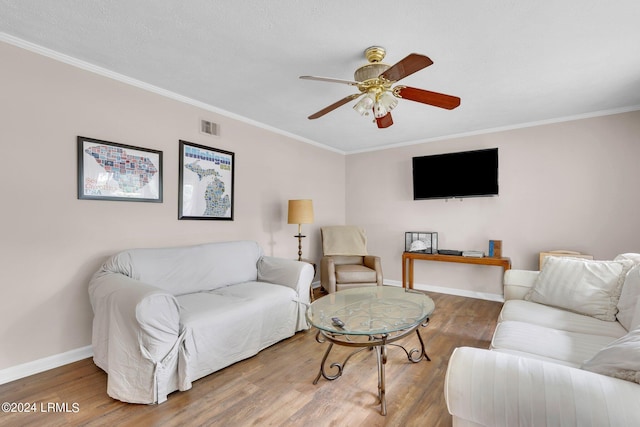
[89,240,314,404]
[445,254,640,426]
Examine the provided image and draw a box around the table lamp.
[287,199,314,261]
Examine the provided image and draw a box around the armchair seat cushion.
[335,264,377,283]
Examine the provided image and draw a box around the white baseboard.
[0,345,93,385]
[383,279,505,302]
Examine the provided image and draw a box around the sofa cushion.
[176,281,298,382]
[582,325,640,384]
[107,241,263,295]
[499,300,627,338]
[334,264,377,283]
[491,320,618,366]
[490,348,580,367]
[525,257,634,321]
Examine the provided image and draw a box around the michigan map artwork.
[182,145,232,218]
[83,143,159,198]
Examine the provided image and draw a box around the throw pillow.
[582,326,640,384]
[616,264,640,331]
[525,257,634,321]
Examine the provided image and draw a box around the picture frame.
[178,140,234,220]
[77,136,163,202]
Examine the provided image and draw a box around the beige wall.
[3,38,640,373]
[346,110,640,297]
[0,41,345,370]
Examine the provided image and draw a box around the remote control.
[331,317,345,328]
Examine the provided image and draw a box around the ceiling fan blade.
[300,76,359,86]
[379,54,433,82]
[308,93,362,119]
[376,113,393,128]
[395,86,461,110]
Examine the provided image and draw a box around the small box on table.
[489,240,502,257]
[405,232,438,254]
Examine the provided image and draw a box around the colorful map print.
[182,145,232,218]
[84,145,158,195]
[184,161,231,216]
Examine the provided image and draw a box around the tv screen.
[412,148,499,200]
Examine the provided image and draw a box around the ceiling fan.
[300,46,460,128]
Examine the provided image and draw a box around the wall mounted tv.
[412,148,499,200]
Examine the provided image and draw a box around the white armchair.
[446,346,640,427]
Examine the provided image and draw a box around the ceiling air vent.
[200,119,219,136]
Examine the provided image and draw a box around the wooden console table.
[402,252,512,289]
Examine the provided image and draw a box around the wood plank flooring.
[0,291,502,427]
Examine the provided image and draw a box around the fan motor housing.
[354,63,391,82]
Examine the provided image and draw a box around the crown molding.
[0,32,344,155]
[4,32,637,157]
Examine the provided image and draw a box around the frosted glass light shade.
[353,93,375,116]
[379,91,398,111]
[373,102,388,118]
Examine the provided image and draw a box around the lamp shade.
[288,199,314,224]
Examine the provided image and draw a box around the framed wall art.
[77,136,163,202]
[178,140,234,220]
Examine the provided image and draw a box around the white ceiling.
[2,1,640,153]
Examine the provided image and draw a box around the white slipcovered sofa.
[88,240,314,404]
[445,254,640,426]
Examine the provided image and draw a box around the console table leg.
[402,257,406,289]
[408,259,414,290]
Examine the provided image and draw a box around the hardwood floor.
[0,291,502,427]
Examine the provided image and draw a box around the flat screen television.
[412,148,499,200]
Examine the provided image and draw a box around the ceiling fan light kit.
[300,45,461,128]
[353,92,376,116]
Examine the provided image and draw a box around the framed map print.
[178,140,234,220]
[77,136,163,202]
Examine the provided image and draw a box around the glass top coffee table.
[306,286,435,415]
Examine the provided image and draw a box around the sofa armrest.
[445,347,640,426]
[258,256,314,331]
[363,255,383,285]
[89,272,182,403]
[320,256,337,293]
[503,269,539,300]
[257,256,314,301]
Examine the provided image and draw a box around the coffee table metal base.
[312,320,430,416]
